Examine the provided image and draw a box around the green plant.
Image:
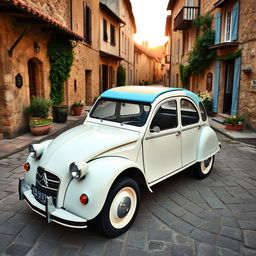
[29,118,53,127]
[72,100,84,107]
[47,37,74,105]
[117,65,126,86]
[224,115,245,125]
[25,97,52,118]
[179,64,191,87]
[197,91,213,114]
[216,49,242,61]
[193,13,213,32]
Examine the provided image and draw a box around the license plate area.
[32,185,47,204]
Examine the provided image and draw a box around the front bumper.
[19,178,87,229]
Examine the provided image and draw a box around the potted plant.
[71,100,84,116]
[24,97,52,135]
[197,91,213,115]
[223,115,245,130]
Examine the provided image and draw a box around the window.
[110,24,116,45]
[180,99,199,126]
[199,102,207,121]
[83,3,92,44]
[103,19,108,41]
[150,100,178,131]
[225,10,232,42]
[206,72,213,91]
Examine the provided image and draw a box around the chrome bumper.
[19,178,87,229]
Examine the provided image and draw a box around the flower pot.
[53,105,68,123]
[72,106,83,116]
[225,123,243,131]
[30,122,52,136]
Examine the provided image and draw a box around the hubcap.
[117,196,131,218]
[201,156,213,174]
[109,187,137,229]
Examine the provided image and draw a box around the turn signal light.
[80,194,89,205]
[24,162,30,171]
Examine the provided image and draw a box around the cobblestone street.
[0,133,256,256]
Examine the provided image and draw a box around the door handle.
[176,131,181,136]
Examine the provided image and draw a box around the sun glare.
[130,0,169,48]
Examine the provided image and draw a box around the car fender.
[197,125,220,161]
[63,156,147,220]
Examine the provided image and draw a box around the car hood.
[39,123,140,171]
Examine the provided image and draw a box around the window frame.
[110,24,116,46]
[103,18,108,42]
[224,9,232,42]
[180,98,200,127]
[83,2,92,45]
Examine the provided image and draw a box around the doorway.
[102,65,108,92]
[223,60,235,114]
[85,70,92,105]
[27,58,44,99]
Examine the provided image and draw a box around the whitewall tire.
[194,155,214,179]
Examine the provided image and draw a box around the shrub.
[25,97,52,118]
[117,65,126,86]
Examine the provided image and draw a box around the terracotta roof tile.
[5,0,83,41]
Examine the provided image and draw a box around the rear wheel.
[194,155,214,179]
[97,177,140,238]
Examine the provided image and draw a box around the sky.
[130,0,170,48]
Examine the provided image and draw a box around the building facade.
[134,43,164,85]
[166,0,256,129]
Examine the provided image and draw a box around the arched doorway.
[27,58,44,99]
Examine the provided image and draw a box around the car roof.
[100,86,201,105]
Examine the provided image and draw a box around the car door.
[179,98,200,166]
[143,98,182,184]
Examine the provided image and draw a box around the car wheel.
[97,177,140,238]
[194,155,214,179]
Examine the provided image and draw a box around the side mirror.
[150,126,160,133]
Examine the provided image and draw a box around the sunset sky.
[130,0,170,48]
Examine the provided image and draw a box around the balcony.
[174,6,199,31]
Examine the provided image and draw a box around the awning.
[209,42,239,50]
[1,0,83,41]
[100,51,124,61]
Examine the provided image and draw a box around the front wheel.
[194,155,215,179]
[96,177,141,238]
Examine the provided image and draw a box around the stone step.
[211,117,225,124]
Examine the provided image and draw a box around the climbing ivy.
[179,14,216,87]
[47,37,74,105]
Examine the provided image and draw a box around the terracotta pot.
[225,123,243,131]
[30,122,52,136]
[72,106,83,116]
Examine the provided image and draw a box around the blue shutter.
[215,13,221,45]
[231,2,239,41]
[212,61,221,112]
[231,57,241,115]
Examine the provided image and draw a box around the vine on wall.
[47,37,74,105]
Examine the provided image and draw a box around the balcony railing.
[174,6,199,31]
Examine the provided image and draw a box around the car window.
[180,99,199,126]
[120,103,140,116]
[199,102,207,121]
[90,99,151,127]
[150,100,178,131]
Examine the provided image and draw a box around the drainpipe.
[119,23,126,66]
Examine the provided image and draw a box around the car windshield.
[90,98,151,127]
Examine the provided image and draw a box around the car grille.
[36,167,60,205]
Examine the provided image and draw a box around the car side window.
[180,99,199,126]
[199,102,207,121]
[150,100,178,131]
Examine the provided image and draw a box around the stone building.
[99,1,124,92]
[0,0,100,138]
[165,0,256,129]
[134,42,164,85]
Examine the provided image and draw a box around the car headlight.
[69,162,89,179]
[28,144,44,159]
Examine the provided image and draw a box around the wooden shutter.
[214,13,221,45]
[212,61,221,112]
[88,7,92,44]
[230,57,241,115]
[83,2,87,40]
[231,2,239,41]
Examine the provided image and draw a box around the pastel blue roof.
[100,86,202,105]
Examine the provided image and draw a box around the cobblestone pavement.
[0,133,256,256]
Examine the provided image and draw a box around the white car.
[19,86,220,237]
